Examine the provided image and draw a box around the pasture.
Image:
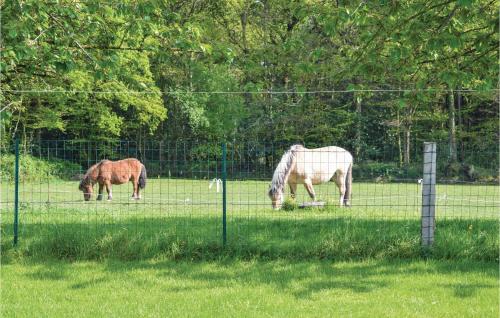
[2,178,498,317]
[1,178,498,261]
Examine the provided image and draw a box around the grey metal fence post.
[13,138,20,246]
[222,143,227,246]
[421,142,436,247]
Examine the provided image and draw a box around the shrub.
[0,154,82,181]
[353,162,421,181]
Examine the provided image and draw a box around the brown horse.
[79,158,147,201]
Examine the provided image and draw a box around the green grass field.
[1,259,498,318]
[1,179,498,317]
[2,178,497,218]
[0,179,498,261]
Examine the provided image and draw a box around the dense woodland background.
[0,0,498,171]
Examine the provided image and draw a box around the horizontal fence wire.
[0,140,498,249]
[3,88,498,94]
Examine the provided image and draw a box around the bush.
[353,162,420,181]
[0,154,82,181]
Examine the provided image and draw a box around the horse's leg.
[335,171,346,207]
[105,181,113,201]
[303,179,316,201]
[96,183,104,201]
[132,179,140,200]
[289,181,297,201]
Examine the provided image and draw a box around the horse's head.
[79,178,93,201]
[268,185,284,210]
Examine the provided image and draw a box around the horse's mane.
[268,145,303,197]
[79,160,108,189]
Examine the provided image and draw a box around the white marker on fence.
[209,178,223,193]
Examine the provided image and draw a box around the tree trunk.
[456,89,464,161]
[240,10,248,54]
[404,125,411,165]
[397,109,403,166]
[448,90,458,162]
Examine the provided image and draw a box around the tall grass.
[1,216,497,262]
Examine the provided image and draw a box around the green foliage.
[1,1,166,142]
[353,162,421,181]
[0,0,497,159]
[0,154,81,181]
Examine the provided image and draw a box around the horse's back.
[300,146,352,164]
[122,158,142,167]
[294,146,352,183]
[98,158,143,184]
[102,158,142,168]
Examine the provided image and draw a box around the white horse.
[268,145,353,210]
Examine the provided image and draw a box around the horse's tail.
[139,164,147,189]
[344,162,353,207]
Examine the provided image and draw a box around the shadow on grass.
[1,216,498,262]
[25,266,68,281]
[15,257,498,301]
[31,259,499,300]
[70,277,108,290]
[105,259,498,299]
[439,282,497,298]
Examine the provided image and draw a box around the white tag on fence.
[209,178,223,192]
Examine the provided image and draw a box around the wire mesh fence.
[0,139,498,250]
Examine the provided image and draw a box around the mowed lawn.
[1,259,498,318]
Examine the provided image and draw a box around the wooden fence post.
[421,142,436,247]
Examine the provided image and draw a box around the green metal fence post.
[13,138,20,246]
[222,142,227,246]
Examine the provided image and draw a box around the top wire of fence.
[2,88,498,95]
